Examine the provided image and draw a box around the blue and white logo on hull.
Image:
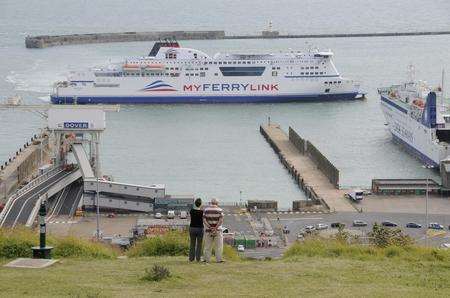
[141,80,177,92]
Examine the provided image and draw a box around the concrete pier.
[260,123,355,212]
[25,30,450,48]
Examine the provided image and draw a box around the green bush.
[368,223,413,248]
[142,264,171,282]
[0,227,116,259]
[284,238,450,263]
[0,227,37,258]
[222,244,240,261]
[53,237,116,259]
[128,231,189,257]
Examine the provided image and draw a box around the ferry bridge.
[0,106,169,228]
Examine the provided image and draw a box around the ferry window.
[315,72,318,75]
[277,67,280,70]
[301,72,304,75]
[200,72,205,77]
[338,81,341,84]
[315,66,319,69]
[301,67,304,69]
[205,68,208,70]
[444,116,450,123]
[272,71,278,77]
[194,53,198,59]
[214,62,217,64]
[214,73,218,76]
[195,73,199,76]
[320,72,323,74]
[209,62,213,64]
[306,67,309,70]
[218,62,222,64]
[185,74,189,76]
[334,81,337,84]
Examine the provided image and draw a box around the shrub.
[0,227,37,258]
[368,223,413,248]
[284,238,450,263]
[222,244,240,261]
[53,237,116,259]
[142,264,171,282]
[128,231,189,257]
[0,227,116,259]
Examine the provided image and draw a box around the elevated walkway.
[0,167,82,228]
[84,179,165,199]
[72,143,95,178]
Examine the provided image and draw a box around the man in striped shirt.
[203,198,224,263]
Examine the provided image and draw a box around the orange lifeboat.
[412,99,425,108]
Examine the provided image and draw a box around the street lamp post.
[96,177,100,240]
[422,164,433,247]
[425,177,429,247]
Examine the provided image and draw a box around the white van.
[346,189,364,202]
[179,210,187,219]
[167,210,175,219]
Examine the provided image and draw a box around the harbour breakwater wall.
[288,127,339,188]
[260,123,354,212]
[260,125,329,211]
[0,133,51,202]
[25,31,226,48]
[25,30,450,48]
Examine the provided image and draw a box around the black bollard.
[32,201,53,259]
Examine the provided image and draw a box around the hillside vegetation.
[1,228,450,297]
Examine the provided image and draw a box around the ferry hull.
[51,92,360,104]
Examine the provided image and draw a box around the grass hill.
[1,228,450,297]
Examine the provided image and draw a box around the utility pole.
[96,177,100,240]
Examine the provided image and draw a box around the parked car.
[440,243,450,250]
[297,233,305,241]
[237,244,245,252]
[154,212,162,219]
[331,222,345,229]
[406,222,422,228]
[429,223,444,230]
[167,210,175,219]
[381,221,398,227]
[315,223,329,230]
[345,189,364,202]
[179,210,187,219]
[304,225,316,233]
[353,220,368,227]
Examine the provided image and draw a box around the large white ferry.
[378,67,450,167]
[51,41,362,104]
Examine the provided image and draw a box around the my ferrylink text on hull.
[182,83,279,92]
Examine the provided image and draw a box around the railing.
[0,166,62,224]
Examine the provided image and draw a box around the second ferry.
[379,66,450,167]
[51,40,363,104]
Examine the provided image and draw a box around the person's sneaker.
[217,260,226,263]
